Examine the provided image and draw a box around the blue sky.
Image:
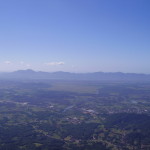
[0,0,150,73]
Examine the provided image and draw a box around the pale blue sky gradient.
[0,0,150,73]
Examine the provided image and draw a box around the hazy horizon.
[1,69,150,75]
[0,0,150,73]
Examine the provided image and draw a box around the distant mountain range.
[0,69,150,81]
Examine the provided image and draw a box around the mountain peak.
[0,70,150,81]
[13,69,36,73]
